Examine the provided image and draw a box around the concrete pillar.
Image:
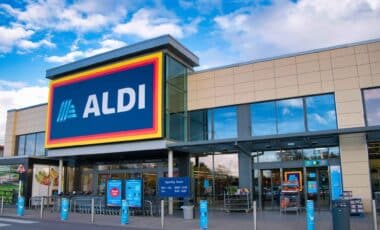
[58,159,63,194]
[168,149,173,215]
[340,133,372,212]
[238,152,252,190]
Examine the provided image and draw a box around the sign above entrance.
[46,52,163,148]
[159,177,190,197]
[304,160,328,167]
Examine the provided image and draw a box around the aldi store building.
[3,35,380,213]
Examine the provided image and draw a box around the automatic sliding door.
[261,169,281,210]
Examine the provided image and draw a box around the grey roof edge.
[46,35,199,79]
[192,37,380,75]
[7,102,47,113]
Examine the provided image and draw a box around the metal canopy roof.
[169,133,340,155]
[46,34,199,80]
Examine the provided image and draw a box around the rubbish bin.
[181,205,194,220]
[332,199,350,230]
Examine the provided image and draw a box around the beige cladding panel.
[15,105,47,135]
[340,133,371,212]
[4,111,16,157]
[188,41,380,111]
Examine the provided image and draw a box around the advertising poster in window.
[126,179,142,208]
[107,179,122,206]
[32,165,59,200]
[284,171,303,191]
[0,165,19,204]
[330,165,343,200]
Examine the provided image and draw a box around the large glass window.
[35,132,45,156]
[191,153,239,208]
[251,94,336,136]
[165,55,188,141]
[213,106,237,140]
[188,110,209,141]
[256,147,339,163]
[16,132,45,156]
[25,134,36,156]
[306,94,337,131]
[251,101,277,136]
[364,88,380,126]
[277,98,305,134]
[17,135,26,156]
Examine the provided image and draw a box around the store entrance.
[306,167,330,210]
[258,166,331,210]
[261,169,281,210]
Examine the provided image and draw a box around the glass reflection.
[192,154,239,208]
[277,98,305,134]
[213,106,237,139]
[17,135,25,156]
[306,94,337,131]
[251,101,277,136]
[188,110,209,141]
[35,132,45,156]
[364,88,380,126]
[303,148,329,160]
[258,151,281,162]
[280,149,302,161]
[25,134,36,156]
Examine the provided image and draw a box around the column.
[340,133,372,212]
[168,149,173,215]
[58,159,63,194]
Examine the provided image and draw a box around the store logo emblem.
[56,99,77,123]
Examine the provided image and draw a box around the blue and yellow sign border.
[45,52,163,148]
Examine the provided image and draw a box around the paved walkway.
[0,208,375,229]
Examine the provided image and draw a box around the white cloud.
[0,25,34,53]
[0,82,48,144]
[45,39,127,64]
[1,0,129,33]
[179,0,222,14]
[214,0,380,61]
[113,8,200,39]
[0,25,55,54]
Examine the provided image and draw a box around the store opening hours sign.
[159,177,190,198]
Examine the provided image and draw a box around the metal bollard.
[306,200,314,230]
[373,200,378,230]
[91,198,95,223]
[40,197,44,219]
[16,196,25,216]
[161,200,164,230]
[121,200,129,225]
[200,200,208,230]
[61,198,69,221]
[1,197,3,215]
[253,200,257,230]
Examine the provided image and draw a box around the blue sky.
[0,0,379,143]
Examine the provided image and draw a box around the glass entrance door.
[261,169,281,210]
[306,167,330,210]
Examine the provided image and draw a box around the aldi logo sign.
[46,52,163,148]
[56,99,77,123]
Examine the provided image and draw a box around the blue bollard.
[307,200,315,230]
[121,200,129,224]
[16,196,25,216]
[200,200,208,230]
[61,198,69,221]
